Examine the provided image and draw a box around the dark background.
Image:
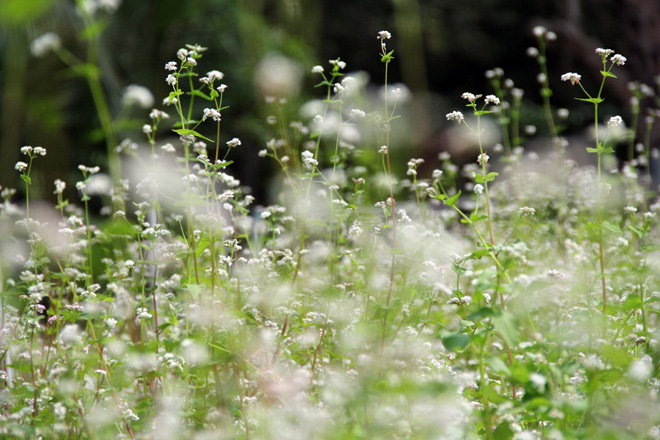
[2,0,660,203]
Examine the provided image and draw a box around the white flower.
[611,54,626,66]
[142,124,153,134]
[15,162,28,172]
[477,152,489,166]
[206,70,224,82]
[532,26,546,37]
[217,84,228,93]
[226,138,241,148]
[33,146,47,156]
[378,145,388,155]
[519,206,536,216]
[596,48,615,57]
[122,85,155,109]
[311,65,324,74]
[301,150,318,169]
[608,115,623,127]
[202,108,221,122]
[461,92,479,102]
[561,72,581,85]
[474,184,484,194]
[484,95,500,105]
[446,111,465,123]
[21,146,33,155]
[329,58,346,70]
[136,307,152,319]
[164,61,177,71]
[350,109,366,118]
[526,47,539,57]
[149,109,169,120]
[166,74,177,86]
[54,179,66,194]
[31,33,61,57]
[60,324,83,346]
[377,30,392,40]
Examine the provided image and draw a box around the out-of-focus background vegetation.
[2,0,660,202]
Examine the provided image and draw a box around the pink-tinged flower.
[607,115,623,127]
[461,92,481,103]
[446,111,465,123]
[611,54,626,66]
[378,30,392,40]
[484,95,500,105]
[595,48,614,57]
[561,72,581,85]
[477,152,489,166]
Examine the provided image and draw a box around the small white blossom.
[350,109,366,118]
[301,150,318,169]
[446,111,465,123]
[54,179,66,194]
[15,162,28,172]
[136,307,152,319]
[202,108,221,122]
[484,95,500,105]
[561,72,581,85]
[611,54,627,66]
[378,30,392,40]
[311,65,324,74]
[596,48,615,57]
[608,115,623,127]
[474,184,484,194]
[519,206,536,216]
[477,152,489,166]
[532,26,546,37]
[31,33,61,57]
[226,138,241,148]
[122,85,154,109]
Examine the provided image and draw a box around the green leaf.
[468,307,496,321]
[494,421,514,440]
[602,220,622,234]
[493,312,519,347]
[167,90,183,102]
[601,70,617,78]
[20,174,31,185]
[442,333,471,351]
[172,128,214,143]
[622,294,642,311]
[445,191,461,207]
[575,97,604,104]
[487,355,511,376]
[485,172,499,182]
[191,89,212,101]
[474,110,493,116]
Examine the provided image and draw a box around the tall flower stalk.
[377,30,399,346]
[561,48,627,313]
